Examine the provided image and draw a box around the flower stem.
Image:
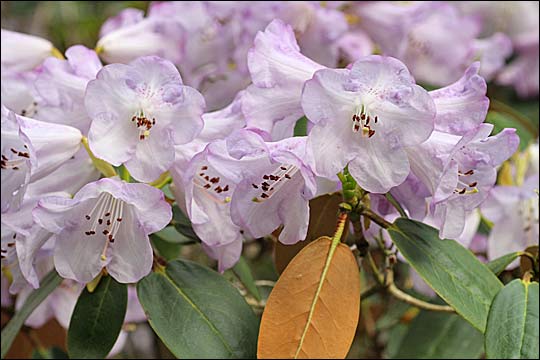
[385,193,408,218]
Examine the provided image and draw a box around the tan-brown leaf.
[258,236,360,359]
[274,193,344,274]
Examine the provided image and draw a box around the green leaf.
[485,279,539,359]
[487,252,520,275]
[67,275,127,359]
[154,226,192,244]
[293,116,308,136]
[393,311,484,359]
[171,206,200,243]
[137,260,259,358]
[388,218,503,332]
[151,234,182,261]
[232,256,261,301]
[486,111,533,151]
[1,270,62,359]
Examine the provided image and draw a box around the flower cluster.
[1,1,538,348]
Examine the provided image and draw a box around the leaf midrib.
[160,269,235,357]
[294,238,339,359]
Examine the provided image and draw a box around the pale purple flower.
[227,130,317,245]
[429,63,489,135]
[1,29,55,73]
[407,124,519,238]
[177,140,253,272]
[497,33,540,98]
[34,45,103,133]
[1,71,39,117]
[302,55,436,193]
[482,175,539,261]
[1,149,99,290]
[33,178,171,283]
[96,8,186,64]
[473,33,513,81]
[148,1,245,110]
[1,105,82,213]
[243,19,325,140]
[86,56,205,183]
[279,2,349,68]
[336,30,374,64]
[172,90,247,174]
[356,2,504,86]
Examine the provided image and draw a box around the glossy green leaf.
[485,279,539,359]
[137,259,259,358]
[393,311,484,359]
[232,256,261,301]
[1,270,62,359]
[151,234,182,261]
[388,218,503,332]
[154,225,193,244]
[170,206,200,243]
[67,275,127,359]
[293,116,308,136]
[487,252,521,275]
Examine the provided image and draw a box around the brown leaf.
[258,236,360,359]
[274,193,344,274]
[521,245,539,280]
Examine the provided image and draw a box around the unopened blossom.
[86,56,205,182]
[96,8,186,64]
[407,124,519,238]
[227,130,317,244]
[1,105,82,213]
[34,45,103,133]
[243,19,325,140]
[33,178,171,283]
[302,55,436,193]
[482,175,539,261]
[1,29,57,73]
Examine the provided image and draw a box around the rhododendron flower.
[302,55,436,193]
[178,140,251,272]
[356,2,511,86]
[482,175,539,261]
[33,178,172,283]
[96,8,186,64]
[1,29,56,73]
[86,56,205,182]
[227,130,317,244]
[429,63,489,135]
[1,105,82,213]
[407,124,519,238]
[35,45,103,133]
[243,19,324,140]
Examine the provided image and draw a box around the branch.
[366,252,454,313]
[360,208,392,229]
